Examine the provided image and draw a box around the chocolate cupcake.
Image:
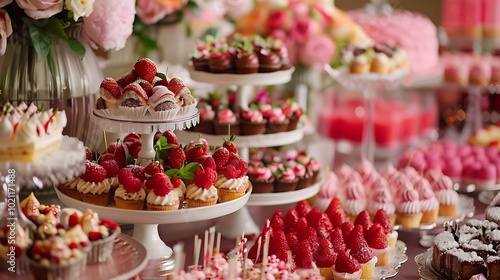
[274,167,298,192]
[271,40,292,70]
[191,49,210,72]
[235,50,259,74]
[240,107,267,135]
[257,49,282,73]
[208,51,233,73]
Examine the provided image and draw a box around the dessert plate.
[3,234,148,280]
[247,181,320,206]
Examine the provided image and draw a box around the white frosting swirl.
[435,189,459,206]
[76,178,111,195]
[396,189,421,214]
[186,184,218,201]
[342,198,367,216]
[147,191,179,206]
[114,185,146,200]
[0,116,13,141]
[215,175,248,191]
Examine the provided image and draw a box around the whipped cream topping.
[62,225,90,246]
[115,185,146,200]
[242,109,264,123]
[215,175,249,191]
[343,198,367,216]
[186,184,218,201]
[76,178,111,195]
[293,164,306,177]
[318,171,338,198]
[419,186,439,212]
[435,189,459,206]
[217,109,237,124]
[432,175,454,191]
[147,190,179,206]
[344,180,366,200]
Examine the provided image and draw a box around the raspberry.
[193,167,217,189]
[153,174,173,196]
[100,159,119,178]
[80,160,106,183]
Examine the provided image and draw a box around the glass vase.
[0,26,104,152]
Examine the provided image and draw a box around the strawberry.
[186,138,210,154]
[286,232,299,253]
[154,79,169,87]
[340,221,354,240]
[134,58,157,83]
[100,159,119,178]
[212,147,230,169]
[107,142,129,169]
[100,77,122,99]
[270,210,284,232]
[167,146,186,169]
[162,130,179,146]
[294,239,314,269]
[80,160,106,183]
[185,145,206,163]
[306,227,319,252]
[154,131,163,145]
[366,223,388,249]
[353,210,372,233]
[84,146,93,161]
[117,70,138,88]
[248,223,271,263]
[325,197,343,213]
[168,77,190,96]
[372,209,393,235]
[137,79,153,97]
[329,227,346,252]
[193,167,217,189]
[327,208,348,229]
[122,175,142,193]
[88,232,103,242]
[305,207,323,228]
[296,217,309,241]
[295,200,311,217]
[153,174,173,196]
[124,133,141,143]
[145,161,164,177]
[335,250,360,274]
[193,155,216,171]
[123,82,148,102]
[124,141,142,159]
[283,208,299,233]
[99,153,117,164]
[118,168,134,184]
[223,135,238,154]
[128,165,146,182]
[314,238,337,268]
[269,229,291,265]
[101,219,119,231]
[316,214,334,240]
[68,242,79,250]
[351,244,374,264]
[68,213,79,228]
[345,225,366,250]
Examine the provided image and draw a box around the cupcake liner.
[274,179,298,192]
[332,269,362,280]
[87,228,121,264]
[287,116,300,131]
[240,120,267,135]
[371,246,391,266]
[266,120,289,134]
[178,103,197,116]
[360,256,377,279]
[214,121,240,135]
[146,203,179,211]
[318,267,334,280]
[148,107,180,120]
[1,252,29,275]
[115,197,145,210]
[217,188,246,203]
[28,253,86,280]
[187,199,217,208]
[387,231,398,252]
[396,212,423,229]
[95,107,119,117]
[118,106,147,119]
[81,192,109,206]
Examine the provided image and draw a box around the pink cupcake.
[240,107,267,135]
[432,175,459,218]
[313,171,339,211]
[274,167,298,192]
[293,163,313,190]
[214,108,240,135]
[414,178,439,224]
[306,158,322,184]
[281,99,303,131]
[367,183,396,225]
[196,103,215,134]
[387,172,413,203]
[342,180,367,222]
[265,107,289,133]
[249,165,274,193]
[395,188,422,228]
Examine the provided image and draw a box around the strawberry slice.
[68,213,79,228]
[101,219,119,231]
[335,250,360,274]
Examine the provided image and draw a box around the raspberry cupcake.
[274,167,298,192]
[266,107,289,133]
[214,108,240,135]
[333,250,362,280]
[215,158,249,202]
[240,107,267,135]
[147,173,180,211]
[76,161,111,206]
[147,86,179,119]
[79,209,120,263]
[249,165,274,193]
[114,168,146,210]
[186,167,218,208]
[118,82,148,118]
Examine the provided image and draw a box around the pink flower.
[0,9,12,55]
[223,0,254,20]
[268,10,291,32]
[136,0,186,25]
[289,17,319,42]
[299,35,335,66]
[16,0,63,19]
[83,0,135,51]
[0,0,12,7]
[289,1,309,18]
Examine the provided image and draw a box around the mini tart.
[146,190,180,211]
[114,185,146,210]
[186,184,218,208]
[75,178,111,206]
[214,175,249,202]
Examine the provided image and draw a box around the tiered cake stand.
[182,68,321,239]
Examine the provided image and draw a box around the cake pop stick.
[203,229,208,268]
[194,235,201,267]
[216,232,221,254]
[255,236,262,264]
[173,243,185,274]
[326,165,330,180]
[260,231,271,280]
[208,226,215,260]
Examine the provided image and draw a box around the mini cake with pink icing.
[274,167,298,192]
[314,170,339,212]
[395,188,422,228]
[413,177,439,224]
[266,107,289,134]
[342,180,367,222]
[249,165,274,193]
[214,108,240,135]
[195,103,215,134]
[147,85,179,119]
[367,182,396,225]
[432,175,459,218]
[293,163,312,190]
[240,106,267,135]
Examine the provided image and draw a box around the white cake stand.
[215,182,321,240]
[92,110,199,163]
[55,187,251,264]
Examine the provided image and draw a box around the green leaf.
[183,162,200,174]
[67,38,86,60]
[46,18,68,40]
[156,72,167,80]
[23,18,50,60]
[121,142,135,165]
[311,7,322,22]
[165,169,179,178]
[137,33,158,54]
[179,173,195,180]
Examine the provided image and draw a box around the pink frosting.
[259,104,273,119]
[199,106,215,120]
[435,189,459,206]
[388,172,413,200]
[413,177,432,195]
[217,109,237,124]
[419,185,439,212]
[381,164,398,180]
[268,108,286,123]
[295,151,310,164]
[306,159,322,172]
[293,164,306,177]
[400,166,421,185]
[396,188,421,214]
[252,167,272,181]
[371,176,389,191]
[269,163,284,174]
[242,109,264,123]
[344,180,365,200]
[318,171,338,198]
[431,175,454,192]
[368,187,395,215]
[280,168,296,181]
[424,169,444,185]
[149,86,175,104]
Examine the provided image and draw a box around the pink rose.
[0,9,12,55]
[268,10,291,32]
[289,18,319,43]
[16,0,63,19]
[0,0,12,7]
[289,1,309,18]
[299,35,335,66]
[137,0,186,25]
[83,0,135,51]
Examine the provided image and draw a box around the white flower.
[65,0,94,21]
